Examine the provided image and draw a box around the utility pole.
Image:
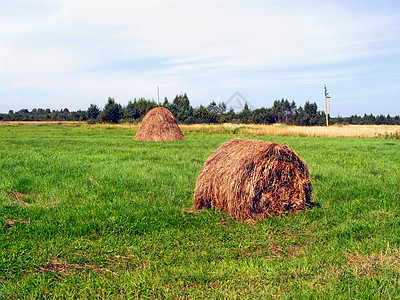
[324,85,331,126]
[157,85,160,105]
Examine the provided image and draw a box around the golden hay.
[192,138,312,220]
[134,107,185,141]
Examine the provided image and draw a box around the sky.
[1,0,400,116]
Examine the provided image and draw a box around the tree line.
[1,94,399,125]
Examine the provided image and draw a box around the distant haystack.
[134,107,185,141]
[192,138,312,220]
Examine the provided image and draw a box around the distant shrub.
[379,132,400,140]
[122,118,138,125]
[86,119,98,125]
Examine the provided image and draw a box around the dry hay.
[134,107,185,141]
[192,138,312,220]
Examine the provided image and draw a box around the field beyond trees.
[1,124,400,299]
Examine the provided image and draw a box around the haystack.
[192,138,312,220]
[134,107,185,141]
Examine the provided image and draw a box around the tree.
[303,101,320,126]
[293,101,324,126]
[162,97,169,107]
[205,101,218,124]
[100,97,123,123]
[348,115,362,125]
[87,104,100,120]
[375,114,386,125]
[386,114,395,125]
[16,109,30,121]
[237,102,252,123]
[171,93,193,123]
[172,93,190,110]
[252,108,275,124]
[272,99,296,124]
[361,113,375,125]
[205,101,227,123]
[194,105,214,123]
[223,108,236,123]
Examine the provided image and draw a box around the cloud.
[1,0,400,115]
[65,1,397,66]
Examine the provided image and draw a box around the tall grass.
[1,125,399,299]
[180,123,400,139]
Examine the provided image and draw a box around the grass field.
[1,123,400,299]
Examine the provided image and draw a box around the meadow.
[0,123,399,299]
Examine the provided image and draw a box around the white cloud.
[61,0,398,67]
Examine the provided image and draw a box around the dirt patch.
[251,243,305,259]
[5,219,16,229]
[6,190,60,207]
[3,217,30,230]
[38,255,143,279]
[347,248,400,277]
[40,258,76,278]
[88,177,98,185]
[7,190,31,206]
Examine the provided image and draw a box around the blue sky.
[1,0,400,116]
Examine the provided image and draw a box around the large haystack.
[134,107,185,141]
[192,138,312,220]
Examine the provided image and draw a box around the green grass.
[1,125,400,299]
